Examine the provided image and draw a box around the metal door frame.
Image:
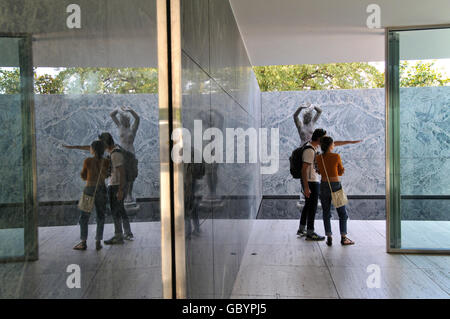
[385,24,450,254]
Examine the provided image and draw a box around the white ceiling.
[230,0,450,66]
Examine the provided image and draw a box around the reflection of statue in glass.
[110,106,140,205]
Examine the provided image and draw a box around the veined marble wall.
[400,86,450,196]
[0,95,23,204]
[0,94,160,203]
[262,89,386,196]
[181,0,262,299]
[262,86,450,197]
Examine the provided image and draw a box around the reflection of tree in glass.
[0,67,159,94]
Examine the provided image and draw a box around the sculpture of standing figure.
[110,106,140,205]
[294,103,323,145]
[293,103,362,207]
[293,103,363,147]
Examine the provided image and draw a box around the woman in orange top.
[73,140,110,251]
[317,136,354,246]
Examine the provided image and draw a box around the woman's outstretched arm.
[62,145,90,151]
[334,140,362,146]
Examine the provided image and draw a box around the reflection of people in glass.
[73,140,110,251]
[110,106,140,204]
[206,110,224,201]
[101,133,135,244]
[184,147,205,238]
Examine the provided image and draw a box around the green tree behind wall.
[254,61,450,91]
[1,62,449,94]
[400,61,450,87]
[253,63,384,91]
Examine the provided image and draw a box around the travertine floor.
[1,220,449,299]
[231,220,450,299]
[0,222,162,299]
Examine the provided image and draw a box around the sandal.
[326,236,332,246]
[73,241,87,250]
[340,237,355,246]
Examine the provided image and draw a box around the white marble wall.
[262,89,386,196]
[399,86,450,196]
[262,86,450,197]
[0,95,23,204]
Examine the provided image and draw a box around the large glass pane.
[180,0,262,298]
[0,37,26,259]
[394,27,450,250]
[0,0,163,298]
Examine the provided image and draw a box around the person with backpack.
[317,136,355,246]
[100,132,134,244]
[291,128,327,241]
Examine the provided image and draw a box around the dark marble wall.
[181,0,262,299]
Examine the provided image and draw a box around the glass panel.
[180,0,262,298]
[395,27,450,250]
[0,0,163,298]
[0,37,25,259]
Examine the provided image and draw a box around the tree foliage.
[0,67,158,94]
[57,68,158,94]
[254,61,449,92]
[254,63,385,91]
[0,69,20,94]
[400,61,450,87]
[1,62,449,94]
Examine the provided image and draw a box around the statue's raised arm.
[312,105,322,124]
[110,108,121,127]
[126,107,140,136]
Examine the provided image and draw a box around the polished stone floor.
[1,220,449,299]
[231,220,450,299]
[0,222,162,299]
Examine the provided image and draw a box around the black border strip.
[262,195,450,200]
[166,0,177,300]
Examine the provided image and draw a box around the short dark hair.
[311,128,327,142]
[320,136,334,153]
[91,140,105,158]
[98,132,114,148]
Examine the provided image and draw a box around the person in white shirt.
[100,133,134,244]
[297,128,327,241]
